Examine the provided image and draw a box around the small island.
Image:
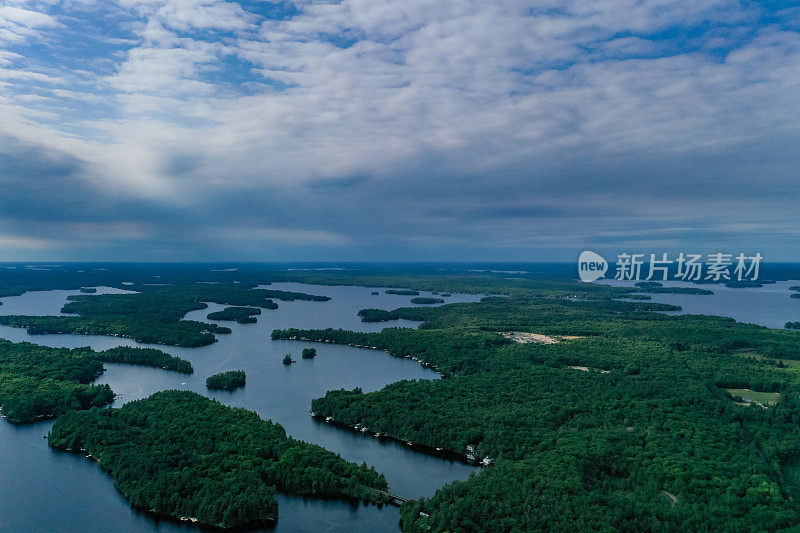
[98,346,193,374]
[207,306,261,324]
[371,291,379,295]
[635,286,714,295]
[282,354,294,365]
[357,309,400,322]
[302,348,317,359]
[385,289,419,295]
[79,287,97,293]
[206,370,246,391]
[410,297,445,304]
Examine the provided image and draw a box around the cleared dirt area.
[724,388,781,408]
[568,365,610,374]
[500,332,584,344]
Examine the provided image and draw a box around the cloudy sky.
[0,0,798,261]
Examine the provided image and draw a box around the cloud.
[0,6,59,29]
[0,0,797,260]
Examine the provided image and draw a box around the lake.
[598,279,800,329]
[0,283,481,533]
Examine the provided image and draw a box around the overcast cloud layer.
[0,0,798,261]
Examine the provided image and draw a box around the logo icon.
[578,251,608,282]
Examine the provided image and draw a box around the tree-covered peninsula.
[206,370,246,390]
[0,340,191,423]
[207,306,261,323]
[274,290,800,532]
[0,284,329,347]
[48,391,389,529]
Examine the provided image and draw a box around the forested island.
[0,340,191,422]
[206,370,246,390]
[207,306,261,323]
[48,391,389,529]
[0,284,329,346]
[386,289,419,295]
[302,348,317,359]
[634,281,663,288]
[635,286,714,295]
[96,346,193,373]
[409,297,445,304]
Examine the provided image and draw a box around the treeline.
[206,370,246,390]
[634,286,714,295]
[279,291,800,531]
[272,326,509,375]
[410,297,445,304]
[96,347,193,374]
[0,283,329,347]
[0,340,192,422]
[207,306,261,324]
[0,315,229,347]
[386,289,420,295]
[48,391,388,529]
[357,309,400,322]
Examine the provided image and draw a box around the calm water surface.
[599,279,800,328]
[0,283,481,533]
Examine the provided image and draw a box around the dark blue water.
[0,283,481,533]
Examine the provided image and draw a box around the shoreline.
[310,411,487,466]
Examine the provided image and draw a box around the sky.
[0,0,798,262]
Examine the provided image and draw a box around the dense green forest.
[206,370,246,390]
[48,391,388,528]
[207,306,261,323]
[410,297,445,304]
[386,289,420,295]
[96,346,193,373]
[788,322,800,330]
[0,284,328,346]
[0,314,230,347]
[273,291,800,531]
[0,340,189,422]
[5,266,800,530]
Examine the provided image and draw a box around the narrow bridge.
[360,486,415,506]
